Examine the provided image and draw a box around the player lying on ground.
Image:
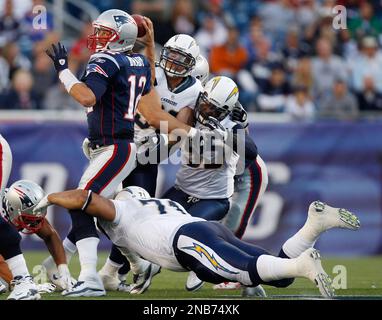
[0,180,72,300]
[34,186,360,298]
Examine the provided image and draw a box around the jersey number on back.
[138,199,187,215]
[125,75,147,120]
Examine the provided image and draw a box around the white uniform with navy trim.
[98,198,204,271]
[134,66,203,154]
[175,117,240,199]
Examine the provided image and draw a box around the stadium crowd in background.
[1,0,382,119]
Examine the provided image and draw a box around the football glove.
[33,195,51,215]
[231,101,248,129]
[46,42,69,73]
[52,264,74,291]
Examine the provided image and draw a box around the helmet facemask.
[195,92,230,125]
[159,47,196,77]
[12,213,45,234]
[87,24,120,52]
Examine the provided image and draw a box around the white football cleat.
[242,285,267,297]
[307,201,360,233]
[62,274,105,297]
[213,281,241,290]
[296,248,335,298]
[130,263,161,294]
[7,275,41,300]
[37,282,56,294]
[98,271,120,291]
[117,280,133,293]
[185,271,204,292]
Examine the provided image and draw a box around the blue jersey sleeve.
[142,57,152,96]
[82,54,120,101]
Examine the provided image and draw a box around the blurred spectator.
[336,29,359,61]
[171,0,196,35]
[348,2,382,41]
[356,76,382,112]
[1,42,31,81]
[132,0,174,45]
[282,26,311,73]
[209,27,248,77]
[69,21,93,77]
[0,69,39,109]
[0,0,21,45]
[194,12,228,57]
[43,83,82,110]
[318,78,359,120]
[256,63,291,112]
[248,37,282,86]
[296,0,319,29]
[285,85,315,121]
[258,0,296,49]
[311,37,347,102]
[349,36,382,94]
[242,16,267,64]
[0,52,10,91]
[31,52,56,105]
[291,57,314,94]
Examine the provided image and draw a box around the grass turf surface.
[1,251,382,300]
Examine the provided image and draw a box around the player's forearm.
[43,231,67,266]
[58,69,96,107]
[48,190,89,211]
[138,89,191,135]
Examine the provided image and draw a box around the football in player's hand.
[132,14,146,38]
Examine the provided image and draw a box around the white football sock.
[63,237,77,264]
[281,231,317,259]
[123,252,149,275]
[256,255,299,282]
[76,237,99,281]
[99,258,122,277]
[42,255,57,273]
[6,254,30,278]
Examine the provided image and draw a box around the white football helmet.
[2,180,46,234]
[195,76,239,125]
[115,186,151,201]
[191,55,210,85]
[87,9,138,52]
[159,34,200,77]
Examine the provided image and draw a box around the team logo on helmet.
[225,86,239,102]
[113,15,131,28]
[13,187,34,210]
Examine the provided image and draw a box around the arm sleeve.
[81,55,120,101]
[142,62,152,96]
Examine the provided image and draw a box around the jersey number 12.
[125,75,147,120]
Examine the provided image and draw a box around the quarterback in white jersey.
[34,185,362,298]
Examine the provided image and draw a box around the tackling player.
[33,185,361,298]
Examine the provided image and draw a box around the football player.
[98,35,204,291]
[34,186,361,298]
[45,9,153,297]
[0,180,72,300]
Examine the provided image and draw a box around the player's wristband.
[59,69,81,93]
[81,190,93,211]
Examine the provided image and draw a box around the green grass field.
[1,251,382,300]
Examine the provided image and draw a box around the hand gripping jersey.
[98,197,204,271]
[175,117,242,199]
[81,51,151,146]
[134,66,203,153]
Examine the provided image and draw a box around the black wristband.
[81,190,93,211]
